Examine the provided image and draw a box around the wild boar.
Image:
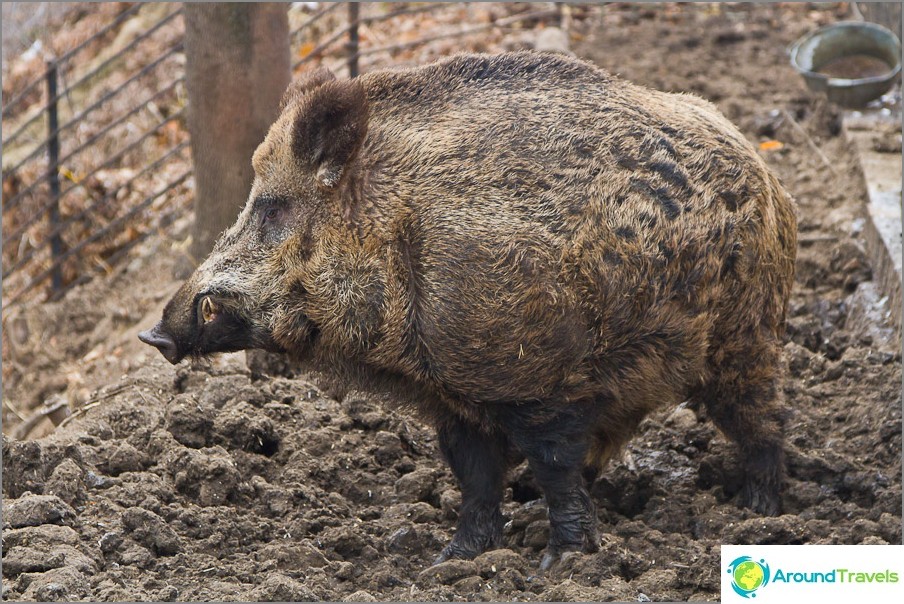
[140,52,797,569]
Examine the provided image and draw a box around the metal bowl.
[789,21,901,108]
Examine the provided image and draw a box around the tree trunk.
[183,3,290,260]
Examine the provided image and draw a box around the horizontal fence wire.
[289,1,343,40]
[360,4,445,24]
[293,17,357,71]
[3,140,191,278]
[3,42,184,181]
[1,7,182,150]
[295,4,558,72]
[3,77,184,212]
[5,169,193,308]
[291,3,446,71]
[3,107,187,251]
[0,2,143,119]
[52,209,166,300]
[56,197,186,302]
[349,7,560,62]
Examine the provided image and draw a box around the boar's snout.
[138,322,181,364]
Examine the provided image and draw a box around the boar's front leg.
[499,401,601,570]
[434,415,508,563]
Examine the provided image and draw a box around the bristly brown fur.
[150,51,797,564]
[279,66,336,111]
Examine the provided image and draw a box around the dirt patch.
[2,4,901,602]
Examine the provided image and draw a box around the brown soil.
[2,4,901,602]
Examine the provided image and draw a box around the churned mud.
[2,4,901,602]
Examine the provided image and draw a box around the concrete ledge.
[843,109,902,332]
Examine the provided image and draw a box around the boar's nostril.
[138,324,180,364]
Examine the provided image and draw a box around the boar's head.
[140,68,369,364]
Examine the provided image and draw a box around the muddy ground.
[2,3,901,602]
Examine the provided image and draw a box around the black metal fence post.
[347,3,360,78]
[45,61,64,293]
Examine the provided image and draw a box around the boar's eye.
[253,196,292,243]
[262,206,282,225]
[255,197,286,230]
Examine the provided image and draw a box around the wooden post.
[45,61,64,293]
[183,3,291,261]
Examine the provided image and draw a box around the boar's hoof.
[740,481,782,517]
[539,551,561,572]
[538,529,601,572]
[433,544,479,566]
[433,547,465,566]
[433,525,503,565]
[736,445,783,516]
[432,538,499,566]
[433,498,504,565]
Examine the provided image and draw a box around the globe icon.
[733,560,765,592]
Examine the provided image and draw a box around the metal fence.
[1,3,189,310]
[1,2,571,311]
[290,2,565,77]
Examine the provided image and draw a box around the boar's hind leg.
[499,401,601,570]
[701,341,787,516]
[434,415,508,564]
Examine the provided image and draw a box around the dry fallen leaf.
[759,140,785,151]
[59,167,82,184]
[298,41,316,59]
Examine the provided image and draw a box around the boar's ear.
[280,67,336,111]
[292,79,369,189]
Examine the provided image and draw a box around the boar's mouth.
[139,294,279,364]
